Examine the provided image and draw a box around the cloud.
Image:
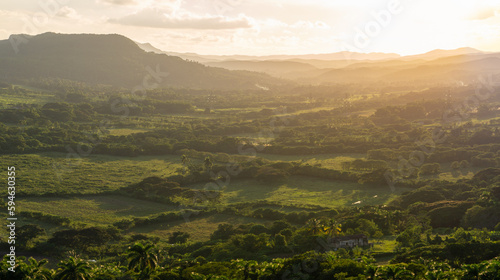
[56,6,80,19]
[98,0,137,5]
[109,8,252,29]
[290,20,330,29]
[468,9,497,20]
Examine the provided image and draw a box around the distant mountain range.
[0,32,498,89]
[135,41,401,62]
[0,32,283,90]
[136,42,500,85]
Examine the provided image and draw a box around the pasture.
[0,153,183,195]
[189,175,409,208]
[17,195,178,226]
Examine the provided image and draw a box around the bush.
[210,224,235,241]
[248,224,269,235]
[168,231,190,244]
[231,234,268,253]
[420,163,441,175]
[319,259,366,280]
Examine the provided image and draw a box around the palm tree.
[24,257,53,280]
[55,257,91,280]
[483,260,500,279]
[365,265,378,280]
[306,219,323,235]
[463,263,486,280]
[424,270,446,280]
[383,265,410,280]
[323,218,341,237]
[127,242,159,275]
[231,259,259,280]
[430,262,451,272]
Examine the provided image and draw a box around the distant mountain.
[135,43,494,84]
[135,42,401,63]
[0,32,283,90]
[401,47,485,61]
[135,42,215,63]
[384,56,500,83]
[135,42,164,54]
[205,60,319,77]
[1,33,495,88]
[313,53,500,84]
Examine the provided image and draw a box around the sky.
[0,0,499,56]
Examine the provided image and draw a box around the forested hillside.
[0,33,282,90]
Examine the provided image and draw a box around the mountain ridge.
[0,32,284,90]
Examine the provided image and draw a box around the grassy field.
[18,195,178,226]
[257,153,365,169]
[418,162,481,182]
[130,214,269,242]
[190,175,409,208]
[371,236,398,264]
[0,92,56,109]
[371,236,398,253]
[108,128,151,136]
[0,153,183,194]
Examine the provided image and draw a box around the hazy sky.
[1,0,499,55]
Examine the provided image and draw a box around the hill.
[0,32,283,90]
[206,60,319,77]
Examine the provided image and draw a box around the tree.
[424,270,446,280]
[396,225,422,248]
[462,263,486,280]
[382,265,409,280]
[306,218,323,235]
[17,224,45,247]
[495,222,500,232]
[231,234,268,253]
[24,257,53,280]
[483,260,500,280]
[364,265,378,280]
[274,234,287,249]
[354,219,381,238]
[168,231,190,244]
[420,163,441,175]
[55,257,92,280]
[48,227,117,251]
[127,243,159,276]
[269,220,292,235]
[181,154,190,166]
[249,224,269,235]
[203,156,213,172]
[210,223,234,241]
[323,218,341,237]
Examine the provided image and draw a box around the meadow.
[189,175,408,208]
[17,195,178,226]
[0,86,56,108]
[130,214,269,242]
[0,153,183,195]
